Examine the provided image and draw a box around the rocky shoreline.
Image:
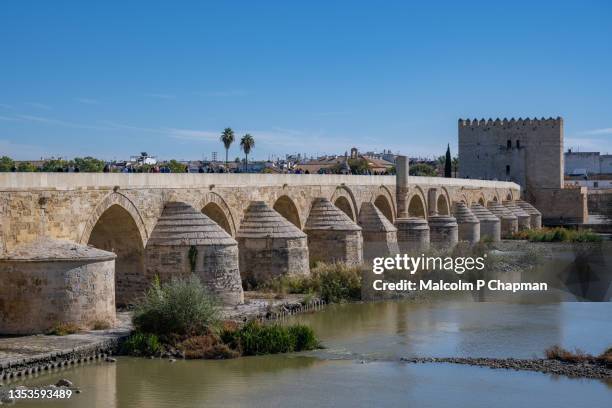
[400,356,612,380]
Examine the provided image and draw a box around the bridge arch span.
[331,185,358,221]
[273,195,302,229]
[199,192,236,236]
[407,188,427,218]
[372,185,396,222]
[436,187,451,215]
[81,192,147,306]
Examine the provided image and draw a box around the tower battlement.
[458,117,563,129]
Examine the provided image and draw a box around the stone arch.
[331,185,358,222]
[372,185,396,222]
[334,196,356,221]
[199,192,236,236]
[473,191,487,207]
[407,193,427,218]
[82,194,147,307]
[273,195,302,229]
[436,194,450,215]
[374,195,394,223]
[506,190,514,201]
[80,192,147,246]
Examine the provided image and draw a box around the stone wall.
[0,259,116,334]
[0,173,518,254]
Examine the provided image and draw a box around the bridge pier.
[516,200,542,229]
[470,203,501,242]
[145,202,244,305]
[504,201,532,231]
[358,202,399,260]
[452,202,480,245]
[236,201,309,286]
[487,202,519,238]
[305,197,363,266]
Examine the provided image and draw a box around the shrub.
[544,345,592,363]
[122,332,161,356]
[133,275,220,337]
[311,262,362,303]
[511,228,602,243]
[91,320,111,330]
[224,320,321,356]
[48,322,80,336]
[288,324,320,351]
[256,262,363,303]
[598,347,612,363]
[178,334,239,359]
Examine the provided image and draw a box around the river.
[10,299,612,407]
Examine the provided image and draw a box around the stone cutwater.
[146,201,243,305]
[515,200,542,229]
[395,217,430,253]
[428,215,459,249]
[0,238,116,335]
[487,202,519,237]
[358,202,399,260]
[452,202,480,245]
[503,201,531,230]
[470,203,501,242]
[236,201,310,285]
[304,197,363,265]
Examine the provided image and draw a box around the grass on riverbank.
[123,274,321,359]
[512,227,602,243]
[257,262,362,303]
[545,345,612,365]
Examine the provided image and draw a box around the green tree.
[240,134,255,172]
[410,163,437,177]
[444,144,452,178]
[41,159,69,172]
[0,156,15,172]
[220,128,235,167]
[17,162,37,172]
[452,156,459,177]
[167,160,187,173]
[73,156,105,172]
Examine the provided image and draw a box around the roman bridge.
[0,171,521,331]
[0,172,519,257]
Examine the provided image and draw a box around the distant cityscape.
[0,147,454,177]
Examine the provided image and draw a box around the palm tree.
[220,128,235,168]
[240,134,255,172]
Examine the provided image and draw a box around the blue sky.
[1,0,611,161]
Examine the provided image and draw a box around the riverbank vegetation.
[257,262,362,303]
[511,227,602,243]
[122,275,321,359]
[545,345,612,365]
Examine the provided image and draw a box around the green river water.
[11,299,612,408]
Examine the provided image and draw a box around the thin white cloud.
[13,114,108,130]
[25,102,52,110]
[580,128,612,136]
[144,93,176,99]
[75,97,99,105]
[196,90,248,97]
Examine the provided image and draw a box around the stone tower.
[458,117,564,197]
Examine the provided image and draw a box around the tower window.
[506,140,511,149]
[516,140,520,148]
[506,165,510,175]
